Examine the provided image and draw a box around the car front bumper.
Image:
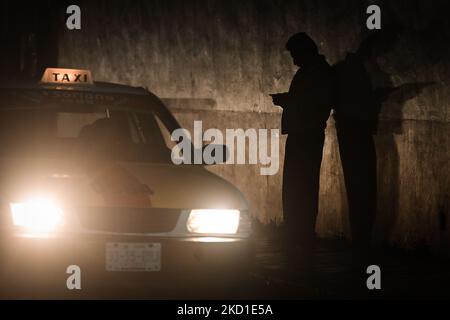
[0,231,254,293]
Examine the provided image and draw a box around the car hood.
[0,158,248,210]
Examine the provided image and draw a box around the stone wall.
[58,0,450,252]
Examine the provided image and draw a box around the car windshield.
[0,89,173,163]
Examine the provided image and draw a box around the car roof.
[0,80,149,96]
[0,77,183,128]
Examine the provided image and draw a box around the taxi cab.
[0,68,252,292]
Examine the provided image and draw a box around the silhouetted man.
[271,33,334,262]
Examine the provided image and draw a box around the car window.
[0,89,174,164]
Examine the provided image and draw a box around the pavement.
[2,231,450,299]
[246,234,450,300]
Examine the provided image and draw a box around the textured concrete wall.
[58,0,450,252]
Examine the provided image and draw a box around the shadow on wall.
[333,25,436,247]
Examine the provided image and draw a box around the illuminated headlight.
[187,209,240,234]
[10,198,63,232]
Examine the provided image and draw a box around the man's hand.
[270,93,290,108]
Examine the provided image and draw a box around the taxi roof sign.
[40,68,94,85]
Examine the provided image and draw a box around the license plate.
[105,242,161,272]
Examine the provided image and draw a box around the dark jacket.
[281,55,335,135]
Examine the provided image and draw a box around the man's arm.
[270,92,290,108]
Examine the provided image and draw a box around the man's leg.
[283,132,325,261]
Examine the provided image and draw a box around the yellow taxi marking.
[41,68,94,85]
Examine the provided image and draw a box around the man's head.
[285,33,319,67]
